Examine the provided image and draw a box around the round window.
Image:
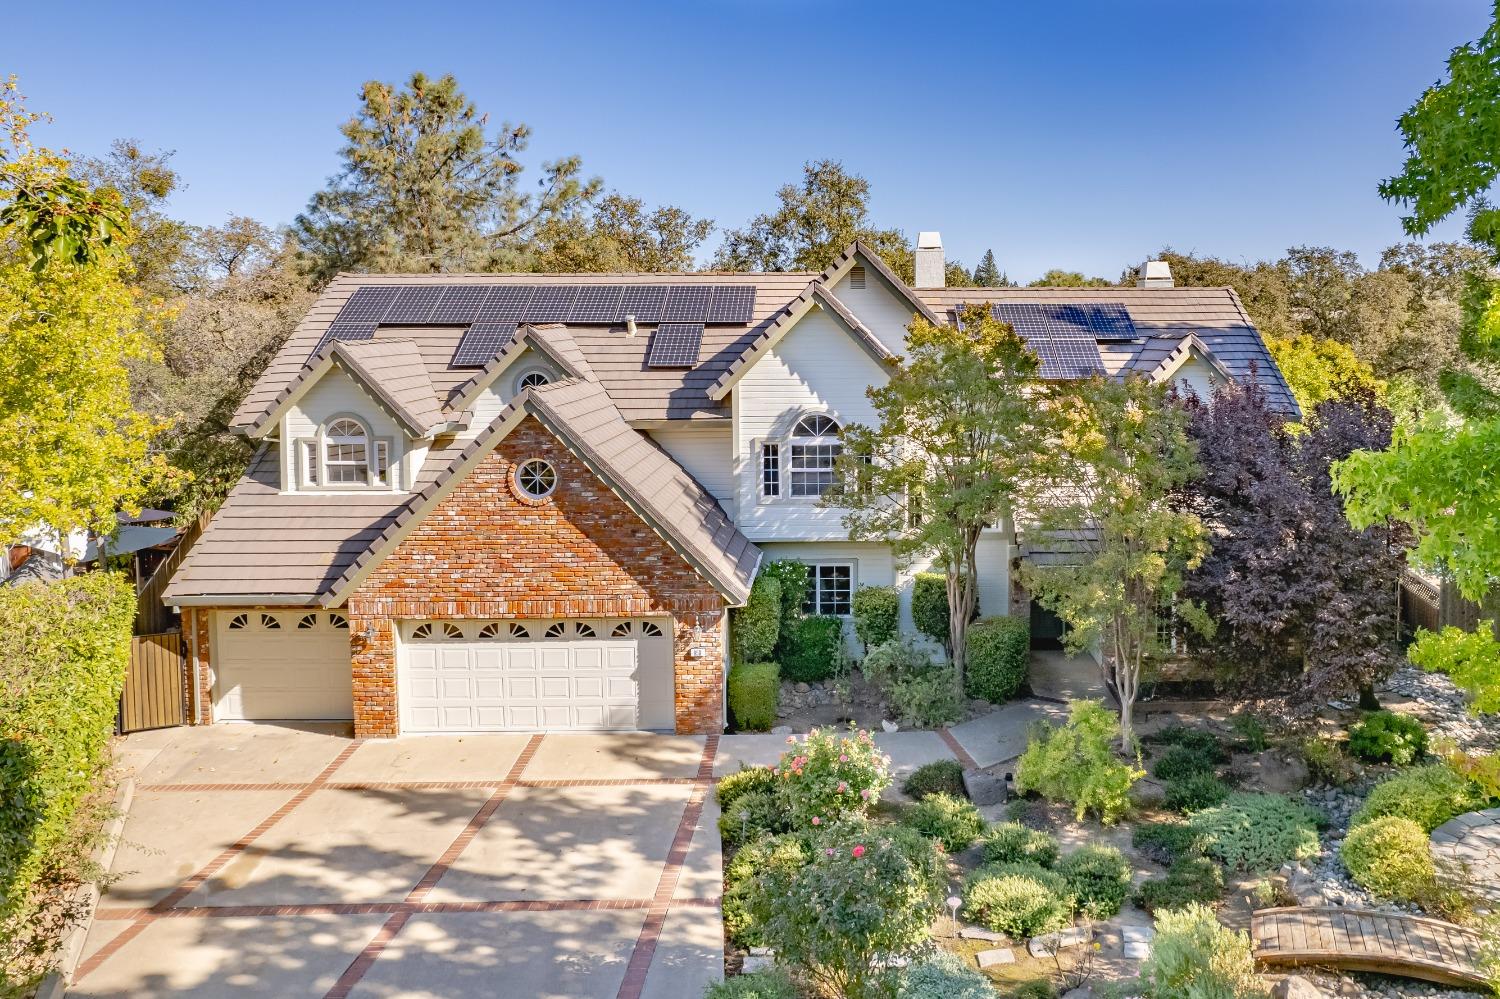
[515,459,557,499]
[517,370,551,391]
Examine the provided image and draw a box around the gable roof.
[324,378,759,606]
[818,241,942,325]
[1135,332,1237,388]
[446,323,596,413]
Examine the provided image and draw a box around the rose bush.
[775,727,891,827]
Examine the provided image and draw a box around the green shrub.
[732,575,783,665]
[1187,793,1321,872]
[901,792,986,852]
[1057,845,1132,919]
[0,574,134,991]
[1342,816,1438,901]
[911,573,951,645]
[718,789,790,848]
[1138,903,1264,999]
[776,727,891,826]
[1009,982,1059,999]
[728,662,779,732]
[965,615,1029,703]
[1230,714,1270,752]
[718,765,778,813]
[1015,699,1144,824]
[888,666,964,727]
[1153,745,1218,782]
[1165,773,1232,813]
[1132,821,1209,866]
[895,951,1001,999]
[981,822,1061,868]
[852,585,899,650]
[861,639,934,690]
[705,968,800,999]
[1300,735,1357,787]
[1146,724,1228,760]
[722,834,807,948]
[1348,710,1429,766]
[903,760,966,801]
[1351,762,1489,832]
[1408,622,1500,715]
[778,614,843,683]
[962,861,1075,938]
[1135,856,1225,914]
[745,823,946,999]
[760,560,811,630]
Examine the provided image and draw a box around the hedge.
[1,574,135,990]
[778,615,843,682]
[965,615,1028,702]
[851,585,899,650]
[732,575,782,665]
[729,662,779,731]
[912,573,950,645]
[759,560,810,630]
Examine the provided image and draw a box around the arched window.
[508,623,531,639]
[788,414,842,497]
[573,622,596,638]
[516,369,551,392]
[478,622,502,639]
[611,622,633,638]
[328,613,349,629]
[639,621,664,638]
[323,418,371,485]
[260,613,281,630]
[228,613,249,630]
[543,622,567,638]
[297,613,318,630]
[411,621,463,640]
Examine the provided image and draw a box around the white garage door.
[214,610,353,721]
[399,618,673,732]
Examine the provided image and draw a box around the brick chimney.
[915,231,945,289]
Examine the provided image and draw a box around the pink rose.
[839,754,849,762]
[860,789,871,800]
[837,782,848,793]
[852,845,866,859]
[825,847,835,857]
[811,816,821,826]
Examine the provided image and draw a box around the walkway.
[1431,807,1500,905]
[1251,906,1490,989]
[1028,648,1108,703]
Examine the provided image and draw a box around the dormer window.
[760,413,844,501]
[297,416,393,490]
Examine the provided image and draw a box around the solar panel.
[524,285,579,323]
[661,285,712,323]
[990,303,1107,379]
[707,285,756,323]
[569,285,624,323]
[619,285,668,323]
[474,286,534,322]
[646,323,704,367]
[383,286,446,324]
[311,321,377,357]
[429,286,489,324]
[1077,303,1137,340]
[451,322,519,367]
[335,286,400,324]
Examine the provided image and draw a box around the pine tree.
[972,248,1011,287]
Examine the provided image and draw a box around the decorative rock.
[1061,989,1094,999]
[1028,926,1090,957]
[959,926,1006,942]
[1271,977,1326,999]
[962,768,1007,806]
[881,719,899,733]
[1121,925,1154,960]
[795,682,811,693]
[770,726,792,735]
[748,947,773,957]
[975,947,1016,968]
[742,955,773,973]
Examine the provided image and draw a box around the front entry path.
[73,724,726,999]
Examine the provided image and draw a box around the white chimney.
[915,231,945,289]
[1137,259,1174,288]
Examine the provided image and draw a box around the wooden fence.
[134,512,209,634]
[1400,571,1441,636]
[120,632,185,733]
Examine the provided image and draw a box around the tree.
[76,139,188,294]
[295,72,599,283]
[526,192,712,272]
[1019,376,1207,746]
[972,248,1012,287]
[0,80,169,542]
[1265,333,1385,415]
[837,306,1057,687]
[1181,382,1408,708]
[1029,268,1113,288]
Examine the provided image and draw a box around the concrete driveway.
[71,725,729,999]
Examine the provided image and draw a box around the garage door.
[399,618,673,732]
[214,610,354,720]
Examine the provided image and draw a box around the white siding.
[828,266,921,357]
[975,531,1014,621]
[281,366,409,493]
[456,350,563,445]
[649,425,733,516]
[1170,355,1221,403]
[733,307,889,541]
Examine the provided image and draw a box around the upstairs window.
[324,418,370,484]
[297,416,393,490]
[788,414,842,498]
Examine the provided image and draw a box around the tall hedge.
[966,615,1030,703]
[1,573,134,988]
[760,560,810,630]
[851,585,899,650]
[728,662,780,731]
[732,575,782,664]
[912,573,950,645]
[779,615,844,682]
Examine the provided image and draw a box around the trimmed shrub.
[732,575,782,665]
[718,789,790,848]
[717,765,778,813]
[705,969,800,999]
[862,640,935,691]
[778,614,843,683]
[1138,903,1263,999]
[1135,856,1225,914]
[1187,793,1321,872]
[903,760,966,801]
[760,560,810,630]
[852,585,899,650]
[775,727,891,826]
[888,666,964,728]
[1,574,134,991]
[965,615,1029,703]
[1057,845,1132,919]
[1341,816,1438,901]
[1132,821,1209,866]
[1164,773,1231,813]
[911,573,951,645]
[1348,710,1429,766]
[728,662,779,732]
[1153,745,1218,782]
[722,834,807,948]
[1351,762,1489,832]
[1145,724,1228,761]
[895,951,1001,999]
[901,792,986,852]
[1300,735,1357,787]
[962,861,1075,938]
[981,822,1061,868]
[1015,699,1143,824]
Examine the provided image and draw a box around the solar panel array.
[989,303,1115,379]
[646,323,704,368]
[451,323,519,367]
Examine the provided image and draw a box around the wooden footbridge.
[1251,906,1490,988]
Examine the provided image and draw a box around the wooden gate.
[121,632,185,733]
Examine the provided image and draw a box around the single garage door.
[400,618,674,732]
[214,610,354,720]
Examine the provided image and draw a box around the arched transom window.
[299,416,392,490]
[787,414,842,497]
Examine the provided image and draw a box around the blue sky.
[7,1,1491,281]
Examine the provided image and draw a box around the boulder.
[1270,976,1325,999]
[962,768,1008,806]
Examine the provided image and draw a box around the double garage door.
[400,618,675,733]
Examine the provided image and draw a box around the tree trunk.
[947,535,981,694]
[1114,614,1138,750]
[1358,684,1381,710]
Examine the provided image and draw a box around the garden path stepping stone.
[960,926,1005,941]
[1028,926,1091,957]
[976,947,1016,968]
[1430,807,1500,904]
[962,768,1007,806]
[1121,925,1154,960]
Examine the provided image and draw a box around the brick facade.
[184,606,214,725]
[345,417,727,737]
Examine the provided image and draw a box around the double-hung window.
[787,414,842,498]
[297,416,393,490]
[802,563,853,616]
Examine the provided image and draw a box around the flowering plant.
[775,726,891,827]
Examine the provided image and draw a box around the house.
[161,235,1296,738]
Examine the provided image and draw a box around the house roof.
[817,241,943,325]
[446,323,596,413]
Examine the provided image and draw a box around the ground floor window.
[802,563,853,616]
